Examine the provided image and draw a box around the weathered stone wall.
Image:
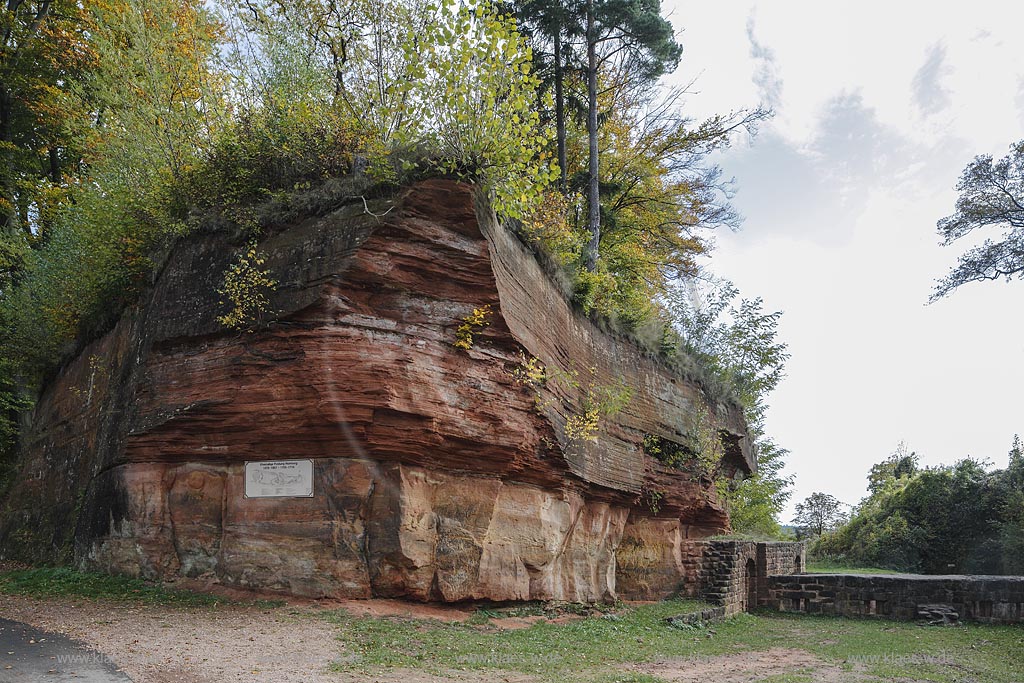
[0,178,753,603]
[679,540,805,615]
[765,573,1024,624]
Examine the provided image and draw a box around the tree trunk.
[0,84,13,232]
[583,0,600,272]
[553,28,567,192]
[49,146,60,184]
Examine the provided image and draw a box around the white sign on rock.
[244,459,314,498]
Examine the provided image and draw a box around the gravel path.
[0,616,132,682]
[1,595,342,683]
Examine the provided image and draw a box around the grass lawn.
[0,566,280,607]
[806,559,901,575]
[325,599,1024,683]
[2,566,1021,682]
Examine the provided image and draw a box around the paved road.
[0,618,131,682]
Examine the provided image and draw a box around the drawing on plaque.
[244,459,314,498]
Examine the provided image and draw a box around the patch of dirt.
[0,594,546,683]
[1,594,340,682]
[346,669,537,683]
[0,560,29,573]
[168,578,477,623]
[626,647,853,683]
[326,597,475,622]
[487,613,584,630]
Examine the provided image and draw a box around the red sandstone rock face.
[0,179,752,602]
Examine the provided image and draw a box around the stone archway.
[794,554,802,574]
[745,557,757,612]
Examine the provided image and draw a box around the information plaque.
[244,459,314,498]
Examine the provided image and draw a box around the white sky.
[660,1,1024,520]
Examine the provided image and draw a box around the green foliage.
[933,139,1024,299]
[519,190,584,265]
[217,242,278,331]
[180,106,364,218]
[792,492,848,538]
[0,566,228,606]
[0,0,95,241]
[0,0,223,355]
[815,437,1024,574]
[87,0,225,179]
[726,437,791,537]
[230,0,557,219]
[662,277,793,536]
[395,0,557,219]
[866,441,919,496]
[453,305,493,351]
[325,602,1024,683]
[562,370,631,444]
[642,434,690,470]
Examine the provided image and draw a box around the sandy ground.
[0,594,547,683]
[624,647,855,683]
[2,594,342,682]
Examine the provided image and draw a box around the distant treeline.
[813,438,1024,575]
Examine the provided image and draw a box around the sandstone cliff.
[0,178,752,602]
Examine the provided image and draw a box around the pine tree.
[508,0,581,192]
[511,0,680,269]
[581,0,680,270]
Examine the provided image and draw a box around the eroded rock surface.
[0,179,752,601]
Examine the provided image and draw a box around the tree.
[0,0,97,275]
[588,78,766,320]
[866,441,919,496]
[384,0,555,219]
[509,0,579,191]
[793,492,846,538]
[664,277,792,536]
[0,0,224,461]
[726,437,791,537]
[814,446,1024,574]
[580,0,681,271]
[932,140,1024,299]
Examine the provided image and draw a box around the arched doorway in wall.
[744,557,757,612]
[794,554,802,574]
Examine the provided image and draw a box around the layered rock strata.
[0,178,753,602]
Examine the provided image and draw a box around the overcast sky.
[660,1,1024,520]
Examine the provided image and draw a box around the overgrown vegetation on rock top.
[0,0,790,534]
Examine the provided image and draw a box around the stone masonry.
[683,540,806,616]
[764,573,1024,624]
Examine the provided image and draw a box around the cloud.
[912,43,953,117]
[746,14,783,111]
[720,90,973,247]
[1017,77,1024,131]
[722,94,903,243]
[808,93,911,192]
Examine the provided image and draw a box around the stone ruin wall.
[682,540,806,616]
[690,540,1023,625]
[764,573,1024,624]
